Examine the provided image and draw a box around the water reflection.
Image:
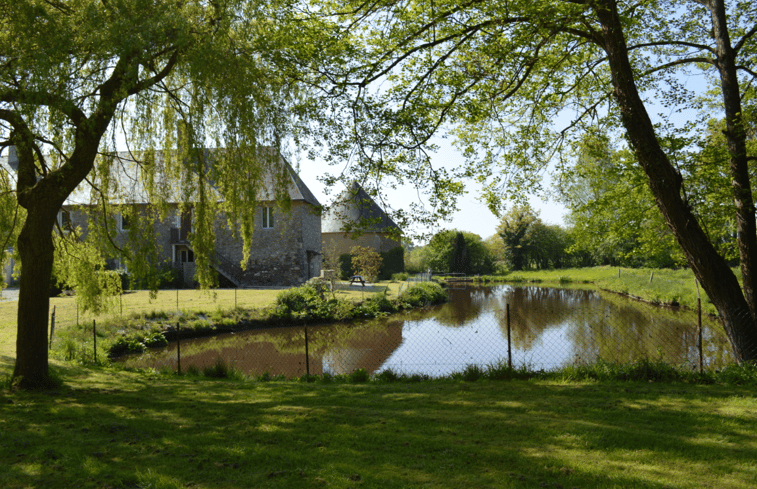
[121,286,734,376]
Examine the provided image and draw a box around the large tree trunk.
[12,205,58,389]
[11,135,101,388]
[595,0,757,362]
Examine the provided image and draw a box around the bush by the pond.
[104,281,447,358]
[397,281,447,307]
[272,281,446,321]
[109,330,168,356]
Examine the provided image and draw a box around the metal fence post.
[698,298,703,373]
[49,306,56,350]
[177,321,182,375]
[507,303,512,369]
[305,325,310,376]
[93,319,97,363]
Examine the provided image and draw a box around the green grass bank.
[469,266,722,315]
[1,363,756,489]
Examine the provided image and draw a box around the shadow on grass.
[1,365,756,488]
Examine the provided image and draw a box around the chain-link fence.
[113,284,738,377]
[4,280,749,378]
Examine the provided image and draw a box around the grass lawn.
[478,266,723,315]
[0,282,405,363]
[1,364,756,489]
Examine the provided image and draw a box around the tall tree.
[498,205,541,271]
[0,0,324,388]
[318,0,757,361]
[558,131,683,268]
[426,229,494,274]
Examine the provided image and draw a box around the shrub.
[203,359,231,378]
[350,368,370,383]
[375,369,400,382]
[391,272,410,282]
[379,246,405,279]
[351,246,383,283]
[398,282,447,307]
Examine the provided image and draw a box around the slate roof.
[322,182,400,234]
[1,147,320,207]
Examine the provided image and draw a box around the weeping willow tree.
[0,0,328,389]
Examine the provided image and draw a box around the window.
[262,207,274,229]
[57,210,71,229]
[119,214,130,231]
[180,249,194,263]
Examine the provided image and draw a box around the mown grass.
[1,362,756,489]
[473,266,722,315]
[0,282,406,363]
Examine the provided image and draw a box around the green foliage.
[273,281,443,322]
[349,368,370,383]
[379,246,405,279]
[202,359,232,379]
[109,330,168,357]
[350,246,382,283]
[391,272,409,281]
[338,253,352,280]
[425,230,495,274]
[397,282,446,308]
[375,368,400,382]
[558,132,684,268]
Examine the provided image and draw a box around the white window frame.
[262,206,274,229]
[57,210,71,229]
[119,213,130,232]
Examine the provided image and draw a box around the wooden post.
[506,304,512,369]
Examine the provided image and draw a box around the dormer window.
[119,214,130,231]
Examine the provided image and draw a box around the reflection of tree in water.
[429,287,489,327]
[122,285,736,375]
[568,292,733,367]
[476,285,732,368]
[490,286,594,351]
[122,319,405,377]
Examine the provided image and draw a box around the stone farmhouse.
[57,149,322,287]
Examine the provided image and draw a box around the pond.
[120,285,734,377]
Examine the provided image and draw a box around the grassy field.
[0,282,405,362]
[1,364,756,489]
[476,266,721,315]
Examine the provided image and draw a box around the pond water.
[121,285,734,377]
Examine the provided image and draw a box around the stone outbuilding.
[322,182,402,255]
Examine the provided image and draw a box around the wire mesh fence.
[112,284,738,378]
[3,280,750,378]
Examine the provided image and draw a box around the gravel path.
[0,288,19,302]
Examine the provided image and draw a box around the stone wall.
[65,201,322,287]
[215,201,321,286]
[322,232,401,256]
